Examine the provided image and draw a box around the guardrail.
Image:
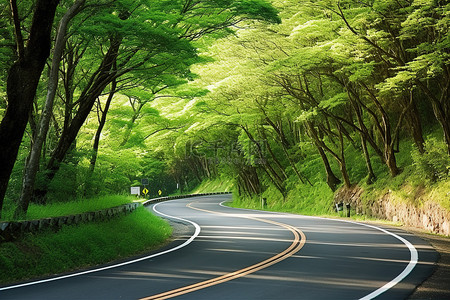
[0,202,140,243]
[142,192,232,206]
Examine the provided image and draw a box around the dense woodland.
[0,0,449,220]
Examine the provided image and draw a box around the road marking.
[351,221,418,300]
[219,200,419,300]
[0,202,201,292]
[140,201,306,300]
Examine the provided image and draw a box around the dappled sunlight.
[197,234,293,244]
[93,271,204,282]
[242,272,389,289]
[204,248,256,254]
[305,239,407,249]
[202,225,286,233]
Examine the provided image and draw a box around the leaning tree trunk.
[33,37,121,202]
[89,78,116,174]
[306,122,341,191]
[0,0,60,217]
[14,0,85,219]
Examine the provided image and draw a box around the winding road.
[0,194,438,299]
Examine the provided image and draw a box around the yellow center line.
[140,202,306,300]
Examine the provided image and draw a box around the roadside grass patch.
[191,177,234,194]
[0,206,172,284]
[1,195,135,221]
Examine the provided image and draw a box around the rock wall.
[0,192,232,244]
[335,186,450,236]
[0,202,140,243]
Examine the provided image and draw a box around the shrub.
[411,138,450,182]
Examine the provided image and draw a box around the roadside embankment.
[334,185,450,236]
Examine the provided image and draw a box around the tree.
[31,0,280,203]
[0,0,60,217]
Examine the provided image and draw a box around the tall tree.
[34,0,280,202]
[14,0,86,218]
[0,0,60,217]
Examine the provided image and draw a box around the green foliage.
[2,0,449,224]
[233,0,281,24]
[411,138,450,182]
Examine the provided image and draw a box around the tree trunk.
[361,135,376,184]
[241,125,286,198]
[306,122,341,191]
[34,37,121,202]
[89,78,116,174]
[317,145,341,191]
[14,0,85,219]
[361,82,401,177]
[0,0,60,217]
[336,122,351,188]
[403,93,425,153]
[264,116,311,185]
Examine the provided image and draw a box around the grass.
[1,195,135,221]
[0,206,172,284]
[228,182,337,217]
[191,177,234,194]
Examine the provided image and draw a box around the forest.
[0,0,449,221]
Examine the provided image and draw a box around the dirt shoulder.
[406,228,450,299]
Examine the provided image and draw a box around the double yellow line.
[140,202,306,300]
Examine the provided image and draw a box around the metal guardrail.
[142,192,232,207]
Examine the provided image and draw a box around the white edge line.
[0,202,201,292]
[219,200,418,299]
[352,220,418,300]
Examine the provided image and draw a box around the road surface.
[0,194,438,299]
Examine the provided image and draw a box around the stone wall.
[335,186,450,236]
[0,202,140,243]
[0,192,232,243]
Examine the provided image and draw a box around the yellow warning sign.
[142,188,149,195]
[158,190,162,196]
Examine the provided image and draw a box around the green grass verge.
[1,195,136,221]
[0,206,172,284]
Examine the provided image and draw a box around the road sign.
[142,188,149,196]
[158,190,162,196]
[130,186,140,195]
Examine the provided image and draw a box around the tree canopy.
[0,0,448,219]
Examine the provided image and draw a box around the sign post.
[141,178,149,198]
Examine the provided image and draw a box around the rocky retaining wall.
[0,202,140,243]
[335,186,450,236]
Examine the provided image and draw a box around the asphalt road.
[0,194,438,299]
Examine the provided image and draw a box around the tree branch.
[9,0,24,59]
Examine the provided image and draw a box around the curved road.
[0,194,438,299]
